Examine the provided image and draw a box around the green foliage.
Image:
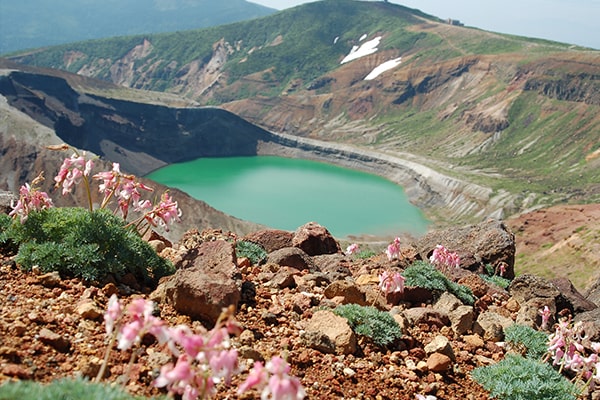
[235,240,267,265]
[481,274,511,290]
[333,304,402,348]
[0,214,17,252]
[504,324,549,359]
[471,353,579,400]
[5,208,174,285]
[355,249,377,259]
[0,376,163,400]
[403,261,475,305]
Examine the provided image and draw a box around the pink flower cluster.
[539,305,552,330]
[429,244,461,269]
[386,237,401,261]
[238,357,306,399]
[547,319,600,390]
[54,152,94,195]
[346,243,360,255]
[103,296,305,399]
[378,270,405,294]
[9,177,53,223]
[93,162,154,219]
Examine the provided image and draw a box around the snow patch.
[334,36,339,44]
[359,33,368,42]
[364,57,402,80]
[341,36,381,64]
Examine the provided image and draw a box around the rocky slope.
[0,220,599,399]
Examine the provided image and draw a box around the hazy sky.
[251,0,600,49]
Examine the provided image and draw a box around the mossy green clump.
[471,353,579,400]
[235,240,267,265]
[333,304,402,348]
[402,261,475,305]
[3,207,174,286]
[0,376,165,400]
[481,273,511,289]
[504,324,549,359]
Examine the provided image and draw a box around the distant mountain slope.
[0,0,275,54]
[7,0,600,224]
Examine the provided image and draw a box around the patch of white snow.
[364,57,402,80]
[359,33,368,42]
[334,36,339,44]
[341,36,382,64]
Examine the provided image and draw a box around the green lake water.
[147,156,430,238]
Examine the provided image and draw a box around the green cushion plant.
[402,261,475,305]
[333,303,402,348]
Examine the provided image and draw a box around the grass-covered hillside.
[7,0,600,222]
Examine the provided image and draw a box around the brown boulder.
[292,222,341,256]
[243,229,294,253]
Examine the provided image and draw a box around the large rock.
[551,278,597,314]
[267,247,314,270]
[153,240,241,326]
[243,229,294,253]
[584,273,600,307]
[416,219,516,278]
[292,222,341,256]
[303,310,357,355]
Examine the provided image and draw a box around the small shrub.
[0,213,17,253]
[6,207,174,286]
[0,376,160,400]
[403,261,475,305]
[481,274,511,289]
[504,324,549,359]
[355,249,376,259]
[472,353,579,400]
[235,240,267,265]
[333,304,402,348]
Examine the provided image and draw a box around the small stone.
[2,364,31,379]
[239,329,255,346]
[76,301,103,320]
[13,320,27,336]
[78,356,103,378]
[343,367,356,377]
[463,334,485,348]
[102,282,119,297]
[37,271,62,287]
[38,328,71,353]
[427,353,452,372]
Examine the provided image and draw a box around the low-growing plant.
[5,207,174,285]
[471,353,579,400]
[403,261,475,305]
[333,304,402,348]
[504,324,549,359]
[235,240,267,265]
[0,376,159,400]
[481,273,511,289]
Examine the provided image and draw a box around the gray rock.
[402,307,450,329]
[312,253,352,281]
[551,278,597,314]
[573,308,600,342]
[267,247,314,270]
[473,311,513,341]
[38,328,71,353]
[449,306,475,335]
[416,219,516,278]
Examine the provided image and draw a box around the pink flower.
[346,243,360,255]
[238,361,269,394]
[154,354,195,389]
[378,271,405,294]
[386,237,401,261]
[9,182,54,223]
[209,348,238,385]
[265,357,305,400]
[54,153,94,195]
[144,191,182,231]
[429,244,460,268]
[540,305,551,330]
[104,294,122,335]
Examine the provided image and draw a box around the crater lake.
[147,156,430,238]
